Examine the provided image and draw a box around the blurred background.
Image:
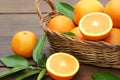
[0,0,109,13]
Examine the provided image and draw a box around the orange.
[48,15,75,34]
[74,0,104,25]
[11,31,38,58]
[104,0,120,28]
[79,12,113,41]
[46,52,79,80]
[104,28,120,44]
[70,27,85,40]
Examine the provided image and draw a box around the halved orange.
[46,52,79,80]
[79,12,113,40]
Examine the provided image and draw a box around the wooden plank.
[0,0,35,13]
[0,14,42,36]
[0,0,109,13]
[0,63,120,80]
[0,14,50,57]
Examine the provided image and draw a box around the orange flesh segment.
[79,12,113,40]
[49,54,77,74]
[82,13,111,35]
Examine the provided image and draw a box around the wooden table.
[0,0,120,80]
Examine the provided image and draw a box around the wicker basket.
[35,0,120,69]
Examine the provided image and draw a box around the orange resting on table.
[48,15,75,34]
[70,27,85,40]
[104,28,120,44]
[11,31,38,58]
[74,0,104,25]
[46,52,79,80]
[79,12,113,41]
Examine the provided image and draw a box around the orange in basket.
[46,52,79,80]
[70,27,85,40]
[104,28,120,44]
[74,0,104,25]
[48,15,75,34]
[104,0,120,28]
[79,12,113,41]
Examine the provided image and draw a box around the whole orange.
[11,31,38,58]
[104,28,120,44]
[104,0,120,28]
[70,27,85,40]
[74,0,104,25]
[48,15,75,34]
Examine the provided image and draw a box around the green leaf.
[0,55,30,68]
[37,69,46,80]
[92,71,120,80]
[55,2,74,20]
[33,34,46,64]
[0,66,26,78]
[16,69,40,80]
[63,32,76,37]
[38,54,47,68]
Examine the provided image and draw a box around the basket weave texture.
[35,0,120,69]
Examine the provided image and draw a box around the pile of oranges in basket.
[48,0,120,44]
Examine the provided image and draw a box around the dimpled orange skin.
[74,0,104,25]
[104,28,120,44]
[70,27,85,40]
[104,0,120,28]
[11,31,38,58]
[48,15,75,34]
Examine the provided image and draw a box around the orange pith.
[46,52,79,80]
[79,12,113,40]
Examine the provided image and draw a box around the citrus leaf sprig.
[0,34,47,80]
[63,32,76,37]
[55,2,74,20]
[0,66,26,78]
[92,71,120,80]
[16,69,40,80]
[32,34,47,80]
[33,34,46,64]
[0,55,33,78]
[38,54,47,68]
[37,68,46,80]
[0,55,31,68]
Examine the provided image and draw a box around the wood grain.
[0,0,109,13]
[0,0,120,80]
